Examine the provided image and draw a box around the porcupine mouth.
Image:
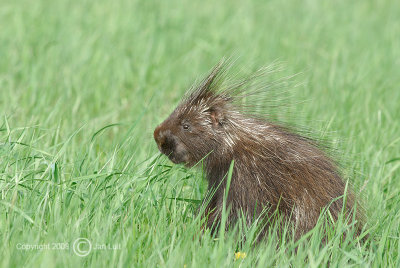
[166,147,189,164]
[168,155,182,164]
[161,151,186,165]
[158,143,187,165]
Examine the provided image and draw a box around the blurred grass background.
[1,0,399,266]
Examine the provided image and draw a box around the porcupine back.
[153,59,361,240]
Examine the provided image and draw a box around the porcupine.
[153,60,362,240]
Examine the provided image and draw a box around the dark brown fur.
[154,60,361,240]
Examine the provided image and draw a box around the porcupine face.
[153,112,191,165]
[154,102,225,167]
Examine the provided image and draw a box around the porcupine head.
[153,60,269,169]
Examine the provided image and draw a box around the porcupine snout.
[154,123,189,164]
[154,125,173,155]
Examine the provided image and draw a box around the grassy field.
[1,0,399,266]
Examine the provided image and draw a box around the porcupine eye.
[182,122,190,131]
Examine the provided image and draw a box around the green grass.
[1,0,400,266]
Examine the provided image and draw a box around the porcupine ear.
[207,107,224,127]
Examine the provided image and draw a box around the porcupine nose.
[153,125,164,148]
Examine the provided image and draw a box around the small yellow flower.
[234,251,247,261]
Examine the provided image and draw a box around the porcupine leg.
[199,194,223,235]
